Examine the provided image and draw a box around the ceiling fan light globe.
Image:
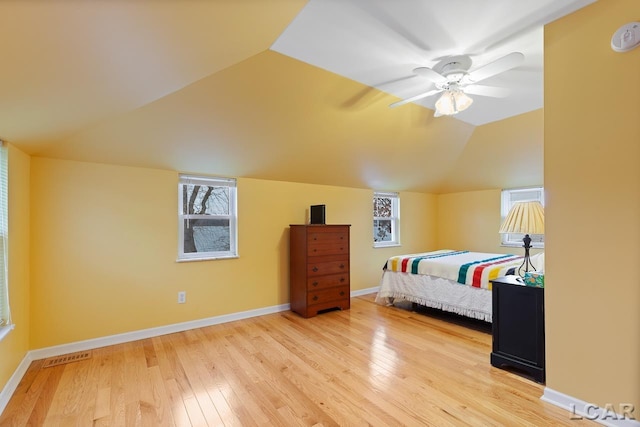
[435,91,456,115]
[435,90,473,116]
[454,91,473,112]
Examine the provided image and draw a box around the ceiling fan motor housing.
[433,55,472,88]
[435,55,471,73]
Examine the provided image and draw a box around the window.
[501,187,545,248]
[0,142,12,341]
[178,175,237,261]
[373,191,400,247]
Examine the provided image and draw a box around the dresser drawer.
[307,258,349,277]
[307,274,349,291]
[308,229,348,243]
[307,242,348,257]
[307,285,349,306]
[307,229,349,257]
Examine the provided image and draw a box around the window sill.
[374,243,401,249]
[176,254,239,263]
[0,324,15,342]
[500,243,545,249]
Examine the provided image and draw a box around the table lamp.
[499,201,545,275]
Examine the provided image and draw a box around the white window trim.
[0,324,15,342]
[177,175,238,261]
[0,141,11,342]
[373,191,401,248]
[500,186,545,248]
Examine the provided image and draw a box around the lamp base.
[517,234,537,277]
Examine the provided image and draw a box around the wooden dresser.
[289,224,351,318]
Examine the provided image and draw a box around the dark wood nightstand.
[490,276,545,383]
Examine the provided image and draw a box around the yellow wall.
[0,145,30,390]
[545,0,639,408]
[437,189,543,257]
[28,157,437,348]
[436,109,543,193]
[437,189,505,253]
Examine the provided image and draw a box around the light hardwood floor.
[1,294,594,426]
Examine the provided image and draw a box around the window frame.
[0,141,12,342]
[373,191,400,248]
[500,186,545,248]
[177,174,238,261]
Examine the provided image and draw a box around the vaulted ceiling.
[0,0,595,193]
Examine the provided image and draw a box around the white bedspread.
[375,270,492,322]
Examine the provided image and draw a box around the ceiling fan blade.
[389,88,443,108]
[464,85,511,98]
[413,67,448,84]
[352,2,431,52]
[466,52,524,83]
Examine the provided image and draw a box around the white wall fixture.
[611,22,640,52]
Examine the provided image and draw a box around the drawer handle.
[340,277,345,283]
[312,267,318,272]
[313,248,317,252]
[313,295,318,301]
[340,291,345,296]
[312,281,319,287]
[340,247,343,251]
[339,264,345,269]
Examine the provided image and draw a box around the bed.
[375,249,544,322]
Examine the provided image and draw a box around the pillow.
[529,252,545,272]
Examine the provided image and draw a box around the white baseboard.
[0,289,381,416]
[28,302,292,361]
[351,286,379,297]
[26,289,379,361]
[542,388,640,427]
[0,353,33,416]
[0,301,290,416]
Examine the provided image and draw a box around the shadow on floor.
[411,304,492,334]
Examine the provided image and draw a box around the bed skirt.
[375,270,493,322]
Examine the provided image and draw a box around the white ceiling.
[271,0,596,125]
[0,0,596,193]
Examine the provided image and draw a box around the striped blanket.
[384,250,522,289]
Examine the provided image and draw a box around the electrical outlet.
[177,291,186,304]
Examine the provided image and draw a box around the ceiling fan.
[389,52,525,116]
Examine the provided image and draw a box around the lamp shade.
[499,201,545,234]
